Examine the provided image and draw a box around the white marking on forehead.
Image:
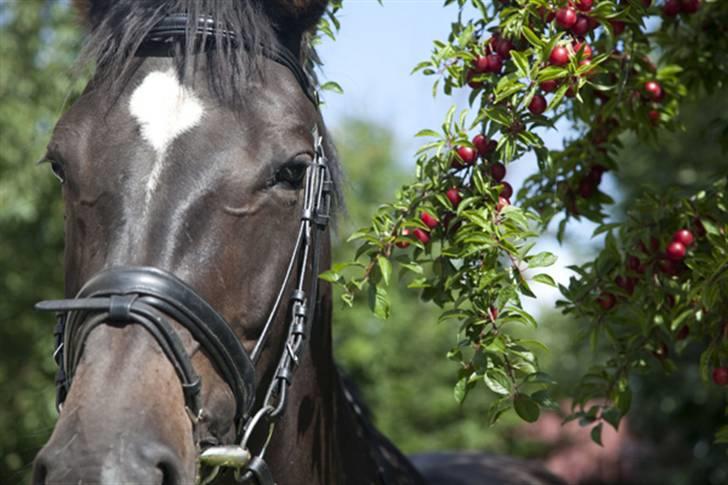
[129,70,204,204]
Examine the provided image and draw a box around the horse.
[32,1,565,484]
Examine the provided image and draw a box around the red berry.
[610,20,626,36]
[642,0,652,6]
[597,292,616,310]
[644,80,664,102]
[490,162,506,182]
[627,255,644,274]
[528,94,547,115]
[676,325,690,341]
[540,79,559,92]
[573,41,593,59]
[673,228,695,247]
[500,181,513,199]
[488,306,499,321]
[555,7,578,29]
[578,178,596,198]
[455,146,476,167]
[680,0,700,14]
[495,38,514,58]
[615,275,637,295]
[466,69,483,89]
[663,0,680,17]
[712,367,728,386]
[659,258,679,276]
[472,134,493,158]
[576,0,593,12]
[666,241,686,261]
[413,228,430,244]
[446,188,462,208]
[486,53,504,73]
[693,217,706,237]
[496,196,510,212]
[578,59,594,77]
[474,55,490,73]
[420,211,439,229]
[571,15,591,37]
[648,110,660,125]
[550,45,570,66]
[396,229,411,249]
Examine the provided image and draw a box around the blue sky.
[316,1,608,313]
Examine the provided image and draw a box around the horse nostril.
[32,457,48,485]
[158,461,178,485]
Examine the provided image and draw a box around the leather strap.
[137,13,319,107]
[37,266,256,438]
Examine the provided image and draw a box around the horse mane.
[77,0,315,104]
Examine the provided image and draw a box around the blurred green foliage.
[0,1,81,482]
[0,1,726,485]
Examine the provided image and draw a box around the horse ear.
[263,0,329,34]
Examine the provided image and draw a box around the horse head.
[33,1,339,484]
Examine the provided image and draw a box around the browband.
[138,13,319,107]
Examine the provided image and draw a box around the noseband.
[36,14,332,485]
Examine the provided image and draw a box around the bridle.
[35,14,332,485]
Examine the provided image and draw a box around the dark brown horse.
[32,1,563,484]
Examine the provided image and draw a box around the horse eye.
[274,161,308,189]
[49,160,65,184]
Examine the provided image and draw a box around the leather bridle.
[36,14,332,485]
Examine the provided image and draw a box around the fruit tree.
[319,0,728,444]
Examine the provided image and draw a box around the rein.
[36,14,331,485]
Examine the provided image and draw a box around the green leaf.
[377,256,392,286]
[454,377,468,404]
[415,128,440,138]
[590,423,604,446]
[484,369,511,395]
[532,273,556,287]
[521,26,544,48]
[320,81,343,94]
[527,251,557,268]
[514,393,540,423]
[368,284,390,319]
[318,270,340,283]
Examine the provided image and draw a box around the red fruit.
[420,211,439,229]
[446,188,462,208]
[576,0,593,12]
[666,241,686,261]
[597,292,616,310]
[413,228,430,244]
[571,15,590,37]
[474,55,490,73]
[573,41,593,59]
[663,0,680,17]
[486,53,504,73]
[712,367,728,386]
[490,162,507,182]
[540,79,559,92]
[694,217,706,237]
[528,94,547,115]
[644,80,664,102]
[659,258,678,276]
[653,343,669,360]
[610,20,626,36]
[578,178,596,198]
[680,0,700,14]
[500,181,513,199]
[488,306,499,321]
[565,82,577,98]
[455,146,477,167]
[555,7,578,29]
[648,110,660,125]
[550,45,570,66]
[472,134,492,158]
[496,196,510,212]
[673,228,695,247]
[642,0,652,6]
[395,229,411,249]
[627,255,645,274]
[466,69,483,89]
[495,38,514,58]
[615,275,637,295]
[586,165,605,185]
[676,325,690,341]
[578,59,594,77]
